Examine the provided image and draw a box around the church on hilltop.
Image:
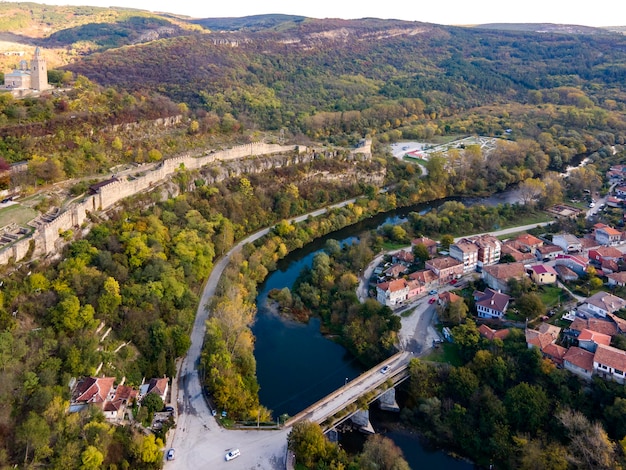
[3,47,49,94]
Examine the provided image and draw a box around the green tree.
[516,293,545,320]
[16,411,51,465]
[505,382,549,434]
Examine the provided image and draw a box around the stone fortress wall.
[0,140,371,266]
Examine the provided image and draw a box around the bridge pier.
[351,409,375,434]
[378,387,400,412]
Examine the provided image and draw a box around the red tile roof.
[482,262,526,280]
[530,264,557,275]
[564,347,595,372]
[478,324,510,341]
[594,344,626,372]
[409,269,437,284]
[542,343,568,365]
[578,328,612,346]
[570,317,618,336]
[73,377,116,405]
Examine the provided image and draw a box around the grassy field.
[0,204,38,227]
[538,285,568,308]
[423,342,464,366]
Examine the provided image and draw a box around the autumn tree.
[359,434,410,470]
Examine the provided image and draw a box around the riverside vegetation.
[0,4,626,468]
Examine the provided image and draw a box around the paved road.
[166,197,360,469]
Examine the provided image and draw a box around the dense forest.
[1,3,626,468]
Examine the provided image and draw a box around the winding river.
[252,192,520,468]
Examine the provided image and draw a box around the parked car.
[428,297,437,304]
[380,365,390,374]
[225,448,241,461]
[163,406,174,412]
[589,202,595,208]
[166,448,175,461]
[449,279,458,285]
[429,289,437,295]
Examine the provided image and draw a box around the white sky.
[5,0,625,27]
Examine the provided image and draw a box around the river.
[252,191,525,468]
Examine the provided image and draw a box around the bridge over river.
[285,350,413,432]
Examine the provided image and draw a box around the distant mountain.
[191,14,307,32]
[473,23,618,35]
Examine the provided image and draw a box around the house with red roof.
[411,237,438,257]
[594,344,626,384]
[392,250,415,265]
[408,269,438,290]
[72,377,116,408]
[139,377,169,403]
[563,347,595,380]
[514,233,543,254]
[103,385,138,421]
[529,264,557,285]
[542,343,568,367]
[589,246,623,264]
[425,256,464,283]
[478,324,510,341]
[594,224,623,247]
[383,263,408,278]
[536,244,564,261]
[607,272,626,288]
[376,279,409,307]
[482,262,526,293]
[578,329,612,353]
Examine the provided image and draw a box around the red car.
[428,297,437,304]
[449,279,458,285]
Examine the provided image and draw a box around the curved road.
[168,200,358,469]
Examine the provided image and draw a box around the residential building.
[553,234,582,253]
[594,344,626,384]
[473,234,502,270]
[589,246,623,264]
[103,385,137,421]
[578,328,611,353]
[616,186,626,198]
[526,323,560,350]
[376,279,409,306]
[449,239,479,273]
[140,377,169,403]
[607,196,622,208]
[438,291,463,308]
[501,243,536,263]
[554,264,578,282]
[582,291,626,318]
[554,254,589,276]
[72,377,116,408]
[409,269,438,289]
[383,263,407,278]
[529,264,557,285]
[481,262,526,293]
[474,288,511,319]
[542,343,568,367]
[569,317,618,337]
[596,226,623,246]
[563,347,595,380]
[425,256,464,283]
[478,324,510,341]
[392,250,415,265]
[411,237,438,256]
[407,279,422,299]
[536,244,564,261]
[607,272,626,287]
[514,233,543,254]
